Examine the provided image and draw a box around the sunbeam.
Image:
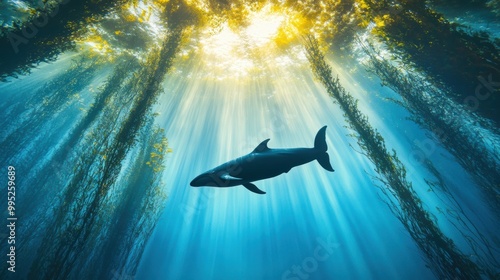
[0,0,499,279]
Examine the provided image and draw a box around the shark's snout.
[189,174,205,186]
[190,172,216,187]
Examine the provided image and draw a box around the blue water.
[133,48,494,279]
[133,60,425,279]
[0,2,499,280]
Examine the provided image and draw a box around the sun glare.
[194,4,305,80]
[244,5,284,47]
[197,23,256,79]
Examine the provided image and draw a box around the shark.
[190,126,334,194]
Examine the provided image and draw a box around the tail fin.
[314,126,335,172]
[317,153,334,172]
[314,126,328,152]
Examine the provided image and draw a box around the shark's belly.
[234,164,287,181]
[228,153,308,181]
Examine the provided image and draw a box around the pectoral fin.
[243,183,266,194]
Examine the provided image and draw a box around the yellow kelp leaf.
[374,16,385,27]
[124,14,136,22]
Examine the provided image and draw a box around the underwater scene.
[0,0,499,279]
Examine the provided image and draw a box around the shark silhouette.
[190,126,334,194]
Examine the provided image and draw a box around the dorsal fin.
[252,139,270,153]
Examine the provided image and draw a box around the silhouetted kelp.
[359,40,500,213]
[0,55,142,277]
[19,0,199,274]
[0,0,128,81]
[51,54,140,166]
[10,55,138,222]
[487,0,500,15]
[422,160,500,274]
[0,56,105,167]
[280,0,359,51]
[305,35,488,279]
[355,0,500,125]
[429,0,489,8]
[12,3,197,278]
[88,120,170,279]
[429,0,500,16]
[26,24,184,278]
[1,1,498,279]
[0,55,106,228]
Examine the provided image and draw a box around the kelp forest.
[0,0,499,279]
